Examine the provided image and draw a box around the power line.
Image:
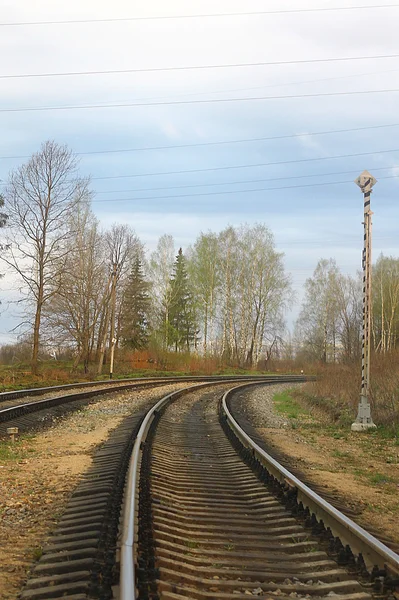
[92,166,398,195]
[3,53,399,80]
[89,148,399,181]
[90,174,399,204]
[2,123,399,162]
[2,5,399,26]
[3,87,399,114]
[1,146,397,187]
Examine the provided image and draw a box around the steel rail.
[119,380,232,600]
[222,382,399,575]
[0,379,171,423]
[0,375,305,425]
[0,373,303,403]
[119,376,309,600]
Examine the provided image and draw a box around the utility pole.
[351,170,377,431]
[109,262,118,379]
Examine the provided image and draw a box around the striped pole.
[352,171,376,431]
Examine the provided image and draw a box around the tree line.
[0,141,293,372]
[1,141,398,371]
[295,255,399,363]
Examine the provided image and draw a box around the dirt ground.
[0,384,186,600]
[242,384,399,547]
[260,427,399,541]
[1,383,398,599]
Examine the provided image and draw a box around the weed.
[224,543,235,551]
[32,546,43,560]
[184,540,199,549]
[291,535,308,544]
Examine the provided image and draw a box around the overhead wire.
[2,54,399,80]
[89,175,399,204]
[2,123,399,162]
[1,5,399,26]
[91,166,398,195]
[88,147,399,181]
[3,87,399,113]
[2,146,399,187]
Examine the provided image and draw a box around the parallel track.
[0,375,296,436]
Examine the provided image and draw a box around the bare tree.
[43,202,108,372]
[2,141,90,373]
[97,224,141,374]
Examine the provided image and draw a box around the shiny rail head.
[221,385,399,576]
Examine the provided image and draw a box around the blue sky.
[1,0,399,341]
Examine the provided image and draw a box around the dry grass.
[298,350,399,431]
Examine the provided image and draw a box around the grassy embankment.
[272,389,399,507]
[293,350,399,437]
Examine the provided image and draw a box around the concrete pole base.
[351,394,376,432]
[351,421,377,432]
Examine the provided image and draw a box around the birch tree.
[149,234,175,348]
[238,225,292,367]
[373,255,399,352]
[336,273,362,362]
[217,226,239,361]
[188,232,219,354]
[97,224,141,373]
[296,259,341,362]
[2,141,90,373]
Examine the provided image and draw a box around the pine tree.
[120,258,151,350]
[168,248,198,352]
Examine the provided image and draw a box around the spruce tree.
[168,248,198,352]
[121,258,151,350]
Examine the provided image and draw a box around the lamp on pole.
[351,170,377,432]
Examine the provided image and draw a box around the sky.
[1,0,399,342]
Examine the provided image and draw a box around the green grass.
[0,442,27,461]
[331,450,351,459]
[365,424,399,441]
[368,472,395,485]
[0,436,36,461]
[273,391,309,420]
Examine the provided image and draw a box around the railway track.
[15,378,399,600]
[0,375,293,437]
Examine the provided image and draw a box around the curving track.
[13,377,399,600]
[0,375,292,437]
[136,387,369,599]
